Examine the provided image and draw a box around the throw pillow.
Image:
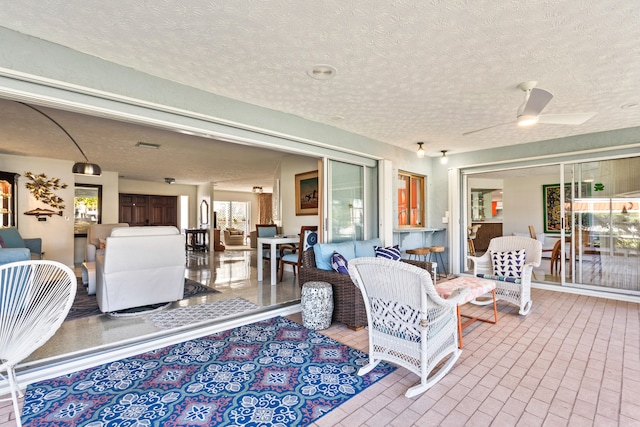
[491,249,526,278]
[314,241,355,271]
[331,252,349,274]
[303,230,318,251]
[375,245,402,261]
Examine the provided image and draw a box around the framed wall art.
[542,183,590,233]
[295,170,318,216]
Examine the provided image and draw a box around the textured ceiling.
[1,1,640,189]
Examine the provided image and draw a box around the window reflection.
[398,171,425,227]
[74,184,102,235]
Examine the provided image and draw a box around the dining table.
[257,235,299,285]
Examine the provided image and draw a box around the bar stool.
[406,247,430,262]
[427,246,447,278]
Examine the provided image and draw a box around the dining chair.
[550,227,601,278]
[256,224,280,271]
[528,225,552,257]
[467,224,481,256]
[278,225,318,282]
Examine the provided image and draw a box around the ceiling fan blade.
[462,121,514,136]
[520,88,553,117]
[538,112,596,125]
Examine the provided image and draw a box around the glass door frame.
[322,158,378,243]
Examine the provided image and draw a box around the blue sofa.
[0,247,30,265]
[0,227,42,259]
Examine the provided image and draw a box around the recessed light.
[136,141,160,149]
[307,64,337,80]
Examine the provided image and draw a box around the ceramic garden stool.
[301,281,334,330]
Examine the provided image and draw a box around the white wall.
[279,156,320,235]
[503,173,556,237]
[197,182,213,227]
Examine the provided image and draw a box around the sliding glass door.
[325,160,378,243]
[564,157,640,294]
[462,155,640,296]
[213,201,250,236]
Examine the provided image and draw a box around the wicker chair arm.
[468,252,492,276]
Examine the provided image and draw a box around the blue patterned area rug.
[21,316,395,426]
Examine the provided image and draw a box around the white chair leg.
[405,349,462,398]
[357,359,381,376]
[6,367,23,427]
[519,300,532,316]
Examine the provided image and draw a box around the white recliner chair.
[95,226,185,313]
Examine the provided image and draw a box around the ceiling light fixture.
[19,102,102,176]
[306,64,337,80]
[416,142,425,158]
[517,115,539,127]
[252,186,263,194]
[135,141,161,149]
[164,177,175,184]
[440,150,449,165]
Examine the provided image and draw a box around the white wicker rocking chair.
[0,260,76,427]
[468,236,542,316]
[348,257,469,398]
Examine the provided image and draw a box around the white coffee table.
[257,235,299,285]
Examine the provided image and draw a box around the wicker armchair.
[468,235,542,315]
[348,257,469,397]
[223,228,245,246]
[300,250,437,330]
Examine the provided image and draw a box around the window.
[213,201,249,234]
[398,171,425,228]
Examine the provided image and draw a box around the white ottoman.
[81,261,96,295]
[301,281,333,330]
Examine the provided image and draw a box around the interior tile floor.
[2,248,640,426]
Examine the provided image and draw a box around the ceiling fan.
[463,81,596,136]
